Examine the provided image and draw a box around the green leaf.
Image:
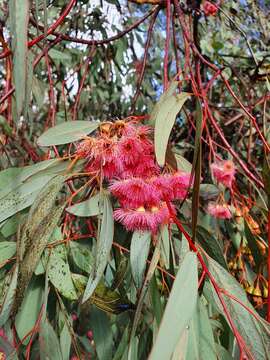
[15,278,43,344]
[0,265,18,327]
[69,241,94,274]
[149,252,198,360]
[0,242,16,263]
[10,0,29,120]
[153,85,190,166]
[66,193,103,217]
[13,176,65,316]
[184,298,217,360]
[191,100,203,240]
[199,184,220,201]
[244,221,262,270]
[130,231,151,289]
[82,194,114,303]
[90,307,114,360]
[196,225,227,269]
[174,152,192,172]
[48,250,78,300]
[160,225,170,269]
[205,256,270,360]
[39,318,63,360]
[59,323,71,360]
[37,120,99,146]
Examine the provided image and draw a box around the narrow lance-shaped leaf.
[191,100,203,241]
[204,256,270,360]
[10,0,29,121]
[82,194,114,303]
[152,82,190,166]
[130,231,151,288]
[149,252,198,360]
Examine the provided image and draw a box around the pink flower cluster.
[207,158,235,219]
[77,121,191,233]
[77,121,158,180]
[211,159,235,188]
[207,203,232,219]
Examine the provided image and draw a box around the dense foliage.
[0,0,270,359]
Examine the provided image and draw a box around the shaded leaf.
[130,231,151,288]
[90,307,114,360]
[15,277,43,344]
[205,256,270,360]
[0,265,18,327]
[10,0,29,120]
[37,121,99,146]
[48,250,78,300]
[196,225,227,269]
[0,242,16,263]
[82,194,114,302]
[39,318,63,360]
[67,193,103,217]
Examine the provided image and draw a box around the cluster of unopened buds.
[206,159,236,219]
[203,1,218,16]
[76,120,191,233]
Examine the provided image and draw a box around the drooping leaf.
[82,194,114,303]
[0,242,16,263]
[160,225,170,269]
[204,256,270,360]
[149,252,198,360]
[130,231,151,288]
[37,120,99,146]
[12,176,65,317]
[67,193,103,217]
[47,250,78,301]
[69,241,94,274]
[89,306,114,360]
[199,184,220,201]
[191,100,203,241]
[10,0,29,120]
[184,298,217,360]
[153,90,190,166]
[128,243,161,359]
[15,277,43,344]
[244,221,262,270]
[174,152,192,172]
[39,318,63,360]
[196,225,227,269]
[0,265,18,327]
[59,322,72,360]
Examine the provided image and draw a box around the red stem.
[0,0,77,60]
[164,0,171,91]
[166,201,254,359]
[267,209,270,322]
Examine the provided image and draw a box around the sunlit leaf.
[37,120,99,146]
[149,252,198,360]
[152,82,190,166]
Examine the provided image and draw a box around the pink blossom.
[114,203,172,233]
[131,155,160,178]
[172,172,191,199]
[207,203,232,219]
[109,178,160,208]
[151,175,175,201]
[118,137,142,166]
[211,160,235,188]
